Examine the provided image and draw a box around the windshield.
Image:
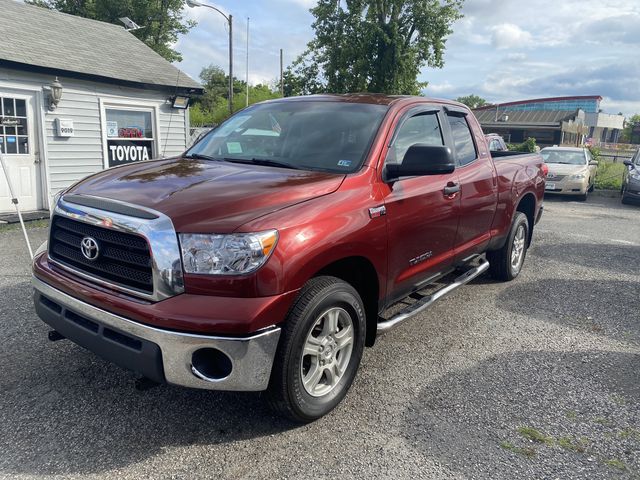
[187,101,389,173]
[541,150,586,165]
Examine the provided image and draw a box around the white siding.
[0,67,188,200]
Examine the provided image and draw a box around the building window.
[0,97,28,155]
[105,108,155,167]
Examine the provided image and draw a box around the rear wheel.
[266,276,366,422]
[487,212,529,281]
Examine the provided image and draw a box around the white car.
[541,147,598,201]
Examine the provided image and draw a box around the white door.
[0,92,39,212]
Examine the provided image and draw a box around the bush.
[507,137,537,153]
[594,161,625,190]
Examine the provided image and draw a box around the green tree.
[27,0,195,62]
[620,114,640,144]
[284,0,463,95]
[455,94,487,109]
[190,64,282,126]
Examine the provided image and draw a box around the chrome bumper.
[32,276,281,391]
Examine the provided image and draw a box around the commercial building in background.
[473,96,625,147]
[0,1,203,215]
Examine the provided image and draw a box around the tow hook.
[47,330,65,342]
[135,377,161,391]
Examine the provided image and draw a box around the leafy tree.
[284,0,463,96]
[455,94,487,109]
[27,0,194,62]
[190,64,282,126]
[620,114,640,144]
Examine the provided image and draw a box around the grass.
[557,436,587,453]
[565,410,577,420]
[604,458,627,471]
[0,219,49,232]
[618,428,640,441]
[593,417,612,426]
[594,161,626,190]
[517,426,554,445]
[499,441,536,458]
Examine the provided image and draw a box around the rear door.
[381,105,460,301]
[444,109,498,262]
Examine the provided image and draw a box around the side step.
[377,259,490,334]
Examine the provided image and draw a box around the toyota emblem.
[80,236,100,261]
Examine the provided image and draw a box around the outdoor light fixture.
[185,0,233,115]
[172,95,190,109]
[48,77,63,111]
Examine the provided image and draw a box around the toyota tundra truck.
[32,94,546,422]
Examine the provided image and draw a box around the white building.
[0,1,202,214]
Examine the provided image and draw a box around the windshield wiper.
[183,153,222,161]
[223,157,299,170]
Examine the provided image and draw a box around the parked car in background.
[485,133,508,152]
[540,146,598,201]
[622,148,640,205]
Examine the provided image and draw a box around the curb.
[591,190,620,198]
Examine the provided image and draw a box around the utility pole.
[280,48,284,97]
[228,14,233,115]
[246,17,249,107]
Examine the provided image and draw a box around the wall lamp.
[48,77,63,111]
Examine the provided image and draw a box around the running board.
[377,259,490,334]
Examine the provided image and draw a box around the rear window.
[447,114,477,166]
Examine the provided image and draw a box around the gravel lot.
[0,196,638,479]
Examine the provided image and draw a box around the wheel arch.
[515,192,536,246]
[313,256,380,348]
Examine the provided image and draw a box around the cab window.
[386,112,443,165]
[446,114,477,166]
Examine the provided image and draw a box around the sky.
[174,0,640,116]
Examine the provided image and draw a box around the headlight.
[179,230,278,275]
[570,172,587,179]
[630,169,640,180]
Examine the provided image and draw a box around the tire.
[577,192,588,202]
[487,212,529,281]
[588,181,594,193]
[622,194,632,205]
[266,276,366,422]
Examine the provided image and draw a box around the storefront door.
[0,91,39,212]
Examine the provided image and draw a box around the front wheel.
[266,276,366,422]
[487,212,529,281]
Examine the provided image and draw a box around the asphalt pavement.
[0,196,638,479]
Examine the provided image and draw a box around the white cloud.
[490,23,533,49]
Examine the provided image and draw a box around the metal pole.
[0,151,33,259]
[246,17,249,107]
[280,48,284,97]
[228,14,233,115]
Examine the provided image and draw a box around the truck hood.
[67,158,345,232]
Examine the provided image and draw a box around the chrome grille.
[49,215,153,294]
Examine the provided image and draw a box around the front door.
[382,106,460,302]
[0,92,39,212]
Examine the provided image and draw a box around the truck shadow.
[404,350,640,479]
[0,282,296,476]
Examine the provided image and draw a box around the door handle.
[443,183,460,196]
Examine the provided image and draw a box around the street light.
[186,0,233,115]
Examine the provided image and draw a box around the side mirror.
[385,144,455,182]
[589,160,599,166]
[623,160,634,168]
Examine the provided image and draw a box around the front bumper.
[545,178,588,195]
[33,276,281,391]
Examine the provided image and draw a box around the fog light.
[191,348,232,381]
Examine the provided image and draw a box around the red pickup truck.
[32,94,545,422]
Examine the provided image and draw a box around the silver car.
[541,147,598,201]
